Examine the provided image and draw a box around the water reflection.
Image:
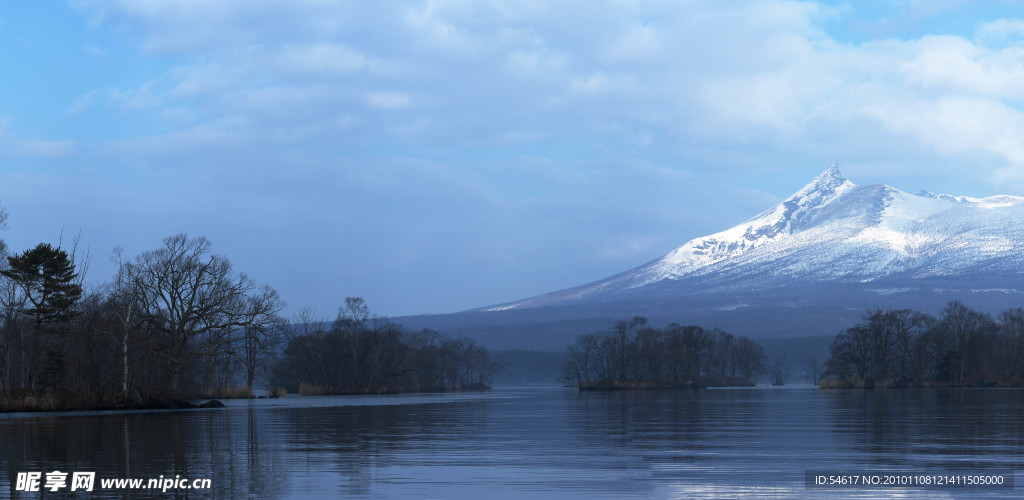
[2,387,1024,498]
[822,388,1024,470]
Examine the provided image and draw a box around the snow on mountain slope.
[487,164,1024,311]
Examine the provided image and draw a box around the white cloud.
[107,79,163,109]
[976,18,1024,46]
[604,21,660,63]
[84,44,107,57]
[5,138,78,158]
[70,1,1024,175]
[592,235,663,260]
[0,120,77,158]
[861,96,1024,164]
[987,165,1024,194]
[74,0,351,53]
[68,90,100,114]
[897,35,1024,99]
[505,49,565,76]
[367,91,411,110]
[267,43,369,77]
[0,115,76,158]
[168,63,239,98]
[97,117,248,159]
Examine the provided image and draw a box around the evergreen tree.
[1,243,83,389]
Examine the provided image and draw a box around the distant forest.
[271,299,502,395]
[562,316,767,389]
[0,216,500,411]
[563,300,1024,391]
[821,302,1024,388]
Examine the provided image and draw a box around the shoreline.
[0,385,492,414]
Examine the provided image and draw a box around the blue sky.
[2,0,1024,316]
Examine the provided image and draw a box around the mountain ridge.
[479,164,1024,312]
[394,165,1024,350]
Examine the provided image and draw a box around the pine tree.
[1,243,83,389]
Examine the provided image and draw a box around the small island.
[271,298,502,395]
[562,316,765,390]
[819,302,1024,389]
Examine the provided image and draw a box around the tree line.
[0,223,499,410]
[823,302,1024,387]
[562,316,766,389]
[270,298,503,394]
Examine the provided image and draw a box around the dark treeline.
[0,223,498,411]
[270,298,502,394]
[823,301,1024,388]
[562,316,766,389]
[1,232,286,409]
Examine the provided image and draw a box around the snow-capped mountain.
[485,163,1024,311]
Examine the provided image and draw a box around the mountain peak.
[805,162,847,192]
[779,162,853,214]
[778,162,853,216]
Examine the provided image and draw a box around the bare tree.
[888,309,932,385]
[0,203,8,256]
[934,301,995,383]
[108,246,138,401]
[769,357,787,385]
[734,337,766,385]
[0,204,11,389]
[273,307,328,392]
[235,285,285,395]
[0,275,25,390]
[564,333,598,387]
[1000,309,1024,381]
[124,234,281,393]
[806,356,822,385]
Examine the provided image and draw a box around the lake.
[2,386,1023,498]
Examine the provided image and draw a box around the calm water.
[3,386,1024,498]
